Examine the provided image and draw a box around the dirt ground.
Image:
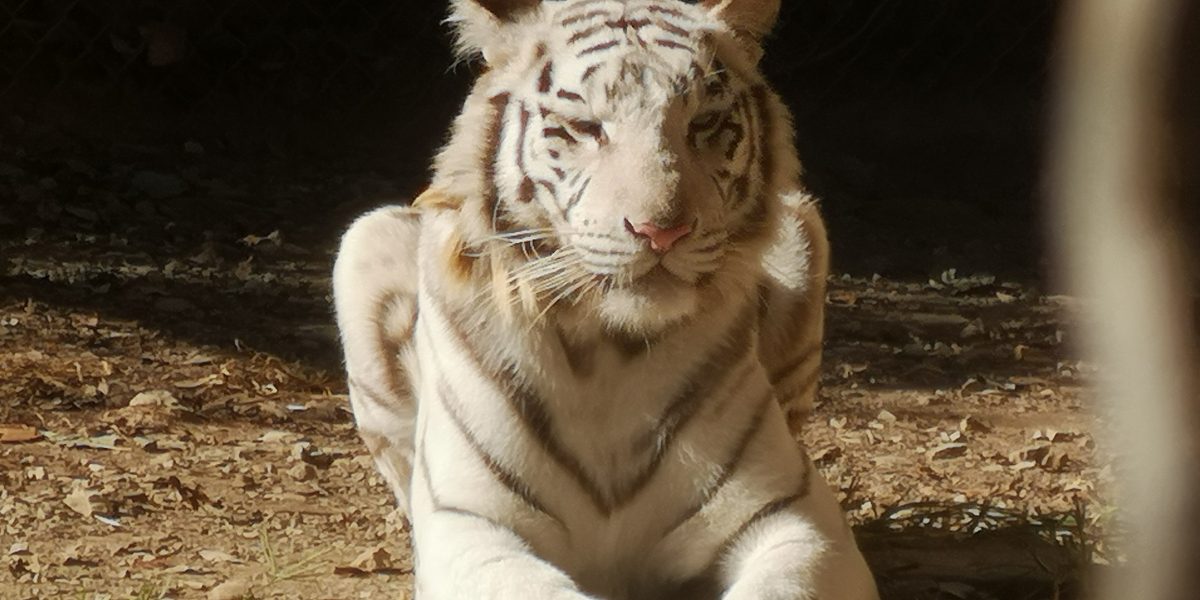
[0,145,1112,599]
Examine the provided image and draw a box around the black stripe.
[516,104,536,204]
[663,388,773,535]
[616,304,759,503]
[645,5,686,19]
[709,472,815,568]
[719,115,746,161]
[429,294,765,517]
[726,87,775,243]
[767,340,822,384]
[581,64,602,81]
[560,5,610,27]
[568,24,606,45]
[654,38,693,52]
[751,85,775,191]
[656,19,691,38]
[579,40,620,56]
[433,505,515,532]
[370,291,413,401]
[606,328,658,360]
[557,89,585,102]
[498,362,615,514]
[703,355,759,419]
[738,92,758,168]
[484,93,512,230]
[544,127,579,145]
[436,376,562,523]
[538,61,555,94]
[557,327,597,379]
[564,177,591,215]
[348,376,405,414]
[536,179,557,195]
[431,294,615,514]
[421,437,556,545]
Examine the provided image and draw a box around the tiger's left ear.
[472,0,540,21]
[702,0,781,41]
[450,0,541,64]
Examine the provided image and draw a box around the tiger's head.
[431,0,798,334]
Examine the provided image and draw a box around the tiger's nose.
[623,218,694,254]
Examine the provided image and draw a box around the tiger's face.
[438,0,793,334]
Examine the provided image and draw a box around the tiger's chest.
[412,285,793,595]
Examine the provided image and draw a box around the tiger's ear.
[472,0,540,21]
[450,0,541,63]
[703,0,781,41]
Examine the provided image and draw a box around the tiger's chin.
[590,268,702,335]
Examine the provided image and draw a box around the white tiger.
[333,0,878,598]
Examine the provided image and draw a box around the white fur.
[334,1,877,598]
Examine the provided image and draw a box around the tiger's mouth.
[595,258,700,291]
[587,262,703,331]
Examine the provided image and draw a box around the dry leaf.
[959,416,993,435]
[174,374,224,389]
[0,424,39,443]
[286,463,317,482]
[129,389,180,408]
[812,446,843,467]
[199,549,243,564]
[336,545,394,576]
[928,443,968,460]
[163,563,209,575]
[352,546,392,571]
[258,430,297,443]
[64,488,96,518]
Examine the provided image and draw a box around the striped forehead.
[547,0,716,75]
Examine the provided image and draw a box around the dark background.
[0,0,1061,279]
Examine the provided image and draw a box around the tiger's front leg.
[333,206,424,515]
[411,507,598,600]
[759,191,831,432]
[406,356,599,600]
[719,473,879,600]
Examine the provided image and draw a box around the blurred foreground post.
[1052,1,1199,599]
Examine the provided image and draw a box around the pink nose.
[624,218,694,254]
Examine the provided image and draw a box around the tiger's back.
[334,1,875,598]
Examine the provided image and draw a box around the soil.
[0,145,1111,600]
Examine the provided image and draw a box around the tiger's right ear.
[703,0,780,41]
[449,0,541,64]
[472,0,540,21]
